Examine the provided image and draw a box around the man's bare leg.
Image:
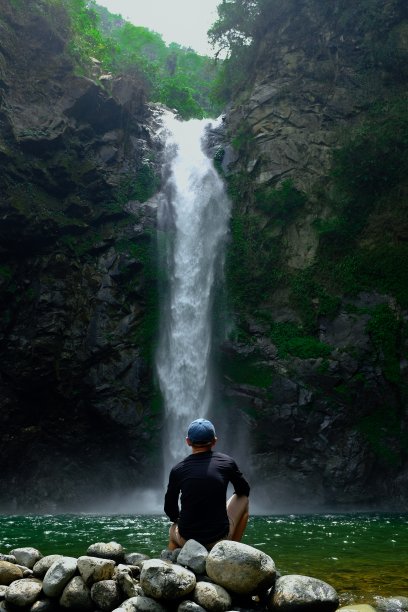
[227,494,249,542]
[168,523,186,550]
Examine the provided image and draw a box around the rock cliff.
[0,1,162,510]
[217,0,408,509]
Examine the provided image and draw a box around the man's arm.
[230,460,250,497]
[164,469,181,522]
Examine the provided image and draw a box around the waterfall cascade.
[156,111,231,470]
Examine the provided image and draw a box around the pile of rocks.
[0,540,404,612]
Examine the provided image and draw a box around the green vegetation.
[269,321,332,359]
[95,5,222,119]
[356,405,406,466]
[366,305,401,384]
[255,179,307,223]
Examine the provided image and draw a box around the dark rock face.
[0,2,162,510]
[218,0,408,509]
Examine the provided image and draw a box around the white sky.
[95,0,220,56]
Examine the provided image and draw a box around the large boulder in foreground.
[268,574,339,612]
[60,576,93,610]
[206,541,276,594]
[140,559,196,600]
[177,540,208,575]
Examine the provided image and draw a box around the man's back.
[165,450,250,545]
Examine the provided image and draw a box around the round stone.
[268,574,339,612]
[140,559,196,600]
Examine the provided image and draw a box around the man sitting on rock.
[164,418,250,550]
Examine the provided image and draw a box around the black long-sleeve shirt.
[164,450,250,545]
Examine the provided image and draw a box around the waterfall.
[156,111,231,470]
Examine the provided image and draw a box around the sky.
[95,0,221,56]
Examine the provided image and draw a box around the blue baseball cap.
[187,418,216,444]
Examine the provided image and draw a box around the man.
[164,417,250,550]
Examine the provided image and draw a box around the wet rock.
[91,579,122,611]
[11,548,42,570]
[140,559,196,600]
[87,542,124,563]
[43,557,77,597]
[193,581,232,612]
[33,556,64,579]
[5,578,42,607]
[177,540,208,575]
[0,560,23,585]
[60,576,93,610]
[268,574,339,612]
[77,556,116,586]
[206,541,276,594]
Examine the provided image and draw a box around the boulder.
[177,540,208,575]
[77,556,116,586]
[124,553,150,565]
[374,597,408,612]
[140,559,196,600]
[0,555,16,564]
[42,557,78,597]
[33,555,64,578]
[0,560,23,585]
[91,579,122,611]
[193,581,232,612]
[5,578,42,607]
[11,548,43,570]
[206,541,276,594]
[87,542,124,563]
[113,566,142,598]
[268,574,339,612]
[119,596,168,612]
[0,585,7,599]
[17,565,34,578]
[60,576,93,610]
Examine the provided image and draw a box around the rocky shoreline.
[1,541,407,612]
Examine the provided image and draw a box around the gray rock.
[177,540,208,575]
[91,579,122,611]
[5,578,42,607]
[113,566,142,599]
[11,548,43,570]
[268,574,339,612]
[140,559,196,600]
[374,597,408,612]
[77,556,116,586]
[0,586,7,600]
[178,602,206,612]
[0,560,24,585]
[87,542,124,563]
[119,596,167,612]
[206,541,276,594]
[33,556,64,579]
[0,556,16,565]
[43,557,78,598]
[124,554,150,565]
[60,576,93,610]
[193,581,232,612]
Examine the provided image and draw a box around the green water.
[1,514,407,603]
